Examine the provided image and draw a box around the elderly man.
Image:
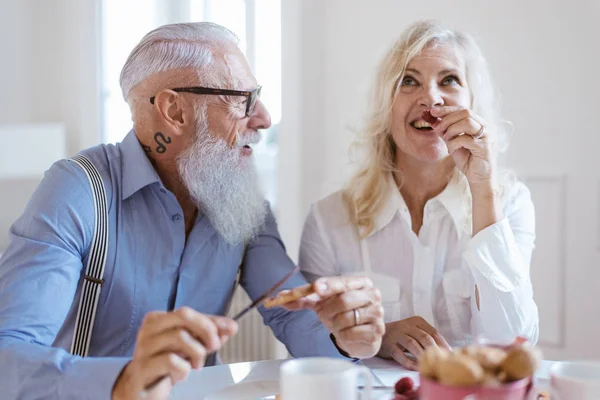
[0,22,384,400]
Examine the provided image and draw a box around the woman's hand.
[431,106,494,189]
[377,316,451,370]
[431,106,504,234]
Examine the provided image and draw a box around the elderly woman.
[299,20,539,370]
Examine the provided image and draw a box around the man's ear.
[153,90,187,136]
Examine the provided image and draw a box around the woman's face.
[390,43,471,165]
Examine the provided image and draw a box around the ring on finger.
[353,308,360,326]
[473,124,485,139]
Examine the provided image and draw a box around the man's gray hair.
[119,22,239,101]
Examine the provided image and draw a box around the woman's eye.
[442,75,460,85]
[401,76,417,86]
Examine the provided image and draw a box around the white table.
[169,357,556,399]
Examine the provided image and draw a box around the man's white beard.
[176,115,267,245]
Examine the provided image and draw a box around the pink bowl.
[419,374,532,400]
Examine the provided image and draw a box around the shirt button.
[172,214,182,221]
[160,188,166,194]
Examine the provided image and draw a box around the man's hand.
[112,307,238,400]
[281,276,385,359]
[377,316,451,370]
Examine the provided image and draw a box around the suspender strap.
[69,155,109,357]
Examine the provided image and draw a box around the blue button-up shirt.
[0,131,342,400]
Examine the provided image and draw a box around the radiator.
[220,288,281,363]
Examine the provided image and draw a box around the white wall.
[0,0,35,250]
[279,0,600,360]
[0,0,33,123]
[0,0,101,250]
[29,0,102,153]
[0,0,101,152]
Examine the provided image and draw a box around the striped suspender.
[69,155,109,357]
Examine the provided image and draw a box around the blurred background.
[0,0,598,363]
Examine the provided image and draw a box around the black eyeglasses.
[149,85,262,118]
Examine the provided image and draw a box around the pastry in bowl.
[418,342,541,400]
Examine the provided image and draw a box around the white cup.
[549,361,600,400]
[280,357,372,400]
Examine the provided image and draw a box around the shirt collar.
[434,171,471,237]
[369,173,409,237]
[368,172,470,238]
[120,130,161,200]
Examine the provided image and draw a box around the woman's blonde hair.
[345,20,514,237]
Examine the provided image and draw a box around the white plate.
[204,380,279,400]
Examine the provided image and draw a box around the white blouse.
[299,173,539,347]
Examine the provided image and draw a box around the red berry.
[394,376,414,394]
[422,109,439,124]
[514,336,528,344]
